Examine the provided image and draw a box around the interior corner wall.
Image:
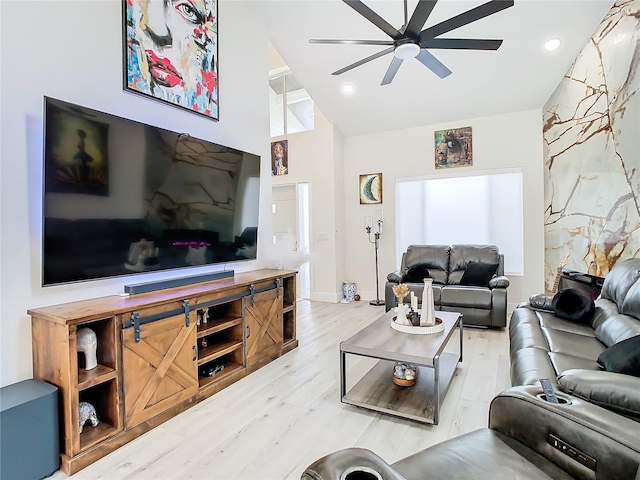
[0,0,271,387]
[343,109,545,308]
[271,104,341,302]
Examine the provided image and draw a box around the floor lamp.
[365,211,385,306]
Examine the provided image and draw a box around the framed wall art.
[359,173,382,204]
[271,140,288,176]
[123,0,219,120]
[434,126,472,169]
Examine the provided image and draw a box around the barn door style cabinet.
[29,269,297,475]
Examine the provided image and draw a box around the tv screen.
[42,96,260,286]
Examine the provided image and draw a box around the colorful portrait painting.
[45,105,109,196]
[124,0,218,120]
[359,173,382,204]
[435,127,473,169]
[271,140,288,176]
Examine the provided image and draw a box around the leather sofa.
[510,257,640,391]
[385,244,509,328]
[301,386,640,480]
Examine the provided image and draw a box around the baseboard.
[310,292,341,303]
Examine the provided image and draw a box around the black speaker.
[1,379,60,479]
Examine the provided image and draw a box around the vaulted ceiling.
[255,0,615,137]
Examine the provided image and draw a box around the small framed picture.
[435,126,473,169]
[359,173,382,204]
[271,140,288,176]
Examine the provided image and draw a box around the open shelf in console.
[198,352,244,389]
[78,378,122,452]
[282,275,296,311]
[76,317,118,388]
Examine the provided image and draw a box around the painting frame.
[434,126,473,169]
[359,173,383,205]
[271,140,289,176]
[122,0,219,121]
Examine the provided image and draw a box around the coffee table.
[340,309,462,425]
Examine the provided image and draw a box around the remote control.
[540,378,559,403]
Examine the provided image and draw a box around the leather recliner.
[301,386,640,480]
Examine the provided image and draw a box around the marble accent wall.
[543,0,639,288]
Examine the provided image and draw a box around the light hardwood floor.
[52,300,512,480]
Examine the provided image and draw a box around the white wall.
[0,1,271,386]
[344,109,545,309]
[271,104,342,302]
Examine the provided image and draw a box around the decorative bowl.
[391,316,444,335]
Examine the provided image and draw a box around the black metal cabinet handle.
[192,345,197,361]
[246,325,251,338]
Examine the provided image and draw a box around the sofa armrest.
[301,447,406,480]
[489,275,510,288]
[489,386,640,480]
[387,271,403,283]
[557,369,640,420]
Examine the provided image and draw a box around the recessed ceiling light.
[544,38,561,51]
[341,83,355,95]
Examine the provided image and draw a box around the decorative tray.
[391,316,444,335]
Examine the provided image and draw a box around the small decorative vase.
[394,304,411,325]
[420,278,436,327]
[76,327,98,370]
[342,281,357,303]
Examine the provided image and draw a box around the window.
[269,71,314,137]
[396,169,524,274]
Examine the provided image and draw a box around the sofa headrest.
[403,245,450,285]
[601,258,640,311]
[449,245,500,284]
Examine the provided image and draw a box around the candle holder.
[365,211,385,306]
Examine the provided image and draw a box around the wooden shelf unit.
[29,269,297,475]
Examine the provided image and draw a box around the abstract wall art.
[359,173,383,204]
[434,126,473,169]
[123,0,219,120]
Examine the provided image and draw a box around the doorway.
[272,183,310,299]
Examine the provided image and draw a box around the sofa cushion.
[548,352,600,375]
[441,285,492,309]
[510,347,559,386]
[538,314,597,337]
[593,312,640,347]
[402,264,431,283]
[460,261,498,287]
[541,328,606,360]
[403,245,449,285]
[600,258,640,308]
[621,279,640,319]
[597,335,640,377]
[551,288,595,324]
[557,369,640,419]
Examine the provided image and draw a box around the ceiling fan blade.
[381,57,403,85]
[343,0,403,40]
[310,39,395,46]
[332,47,394,75]
[405,0,438,38]
[416,49,452,78]
[420,38,503,50]
[419,0,514,43]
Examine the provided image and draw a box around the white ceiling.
[254,0,615,138]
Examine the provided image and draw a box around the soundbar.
[124,270,234,295]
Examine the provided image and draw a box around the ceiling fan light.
[394,43,420,60]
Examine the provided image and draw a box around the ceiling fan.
[309,0,514,85]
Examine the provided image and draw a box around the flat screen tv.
[42,96,260,286]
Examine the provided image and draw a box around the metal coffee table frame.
[340,310,463,425]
